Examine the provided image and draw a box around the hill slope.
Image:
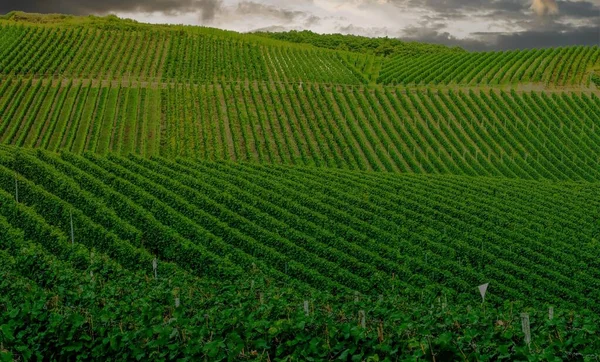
[1,12,600,360]
[1,77,599,180]
[1,146,599,309]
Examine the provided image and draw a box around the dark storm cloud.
[0,0,223,20]
[395,0,525,15]
[394,0,600,21]
[487,26,600,50]
[396,0,599,50]
[402,25,599,51]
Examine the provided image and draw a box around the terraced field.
[1,77,599,181]
[378,46,600,87]
[0,24,365,84]
[1,147,599,306]
[1,12,599,360]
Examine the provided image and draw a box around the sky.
[0,0,598,50]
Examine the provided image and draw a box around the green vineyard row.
[3,260,598,360]
[1,77,599,181]
[379,46,600,87]
[0,23,598,87]
[0,146,598,311]
[0,24,364,84]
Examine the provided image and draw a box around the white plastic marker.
[520,313,531,346]
[70,211,75,245]
[14,174,18,203]
[478,283,489,302]
[152,257,158,279]
[359,310,366,328]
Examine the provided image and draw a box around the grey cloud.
[0,0,222,20]
[395,0,526,14]
[235,2,308,21]
[394,0,599,21]
[1,0,598,50]
[531,0,559,16]
[395,0,599,50]
[335,24,396,38]
[402,24,599,51]
[401,24,491,50]
[487,26,600,49]
[250,25,294,32]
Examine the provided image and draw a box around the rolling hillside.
[1,146,599,358]
[1,12,599,360]
[378,46,600,87]
[0,77,599,180]
[1,147,599,306]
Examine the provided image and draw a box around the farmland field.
[0,11,599,360]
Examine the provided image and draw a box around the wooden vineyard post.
[520,313,531,347]
[549,307,554,320]
[304,300,309,316]
[377,320,384,343]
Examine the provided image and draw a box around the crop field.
[378,46,600,87]
[1,77,599,181]
[0,25,365,84]
[0,12,599,360]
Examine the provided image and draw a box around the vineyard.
[1,12,600,360]
[378,46,600,87]
[1,148,599,305]
[0,20,598,87]
[1,77,599,181]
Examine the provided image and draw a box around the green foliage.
[591,73,600,86]
[1,269,598,360]
[252,30,465,57]
[0,147,597,310]
[0,11,597,361]
[378,46,600,86]
[2,79,599,181]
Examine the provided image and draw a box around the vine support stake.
[304,300,309,316]
[549,307,554,320]
[14,173,18,203]
[152,257,158,279]
[359,310,366,329]
[70,210,75,246]
[520,313,531,347]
